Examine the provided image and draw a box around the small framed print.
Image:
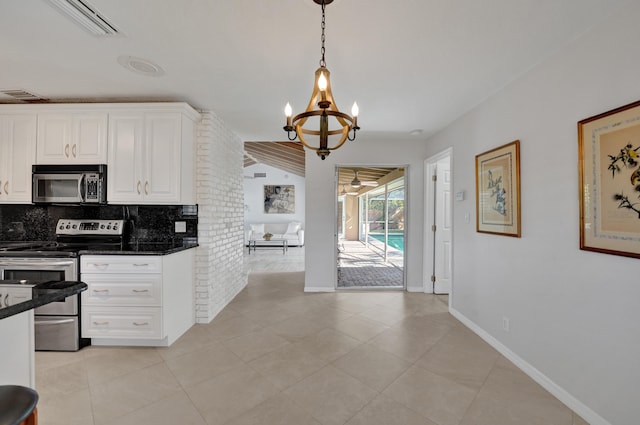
[579,100,640,258]
[475,140,521,237]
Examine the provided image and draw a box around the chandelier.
[283,0,359,160]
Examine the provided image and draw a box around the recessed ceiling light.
[117,56,165,77]
[409,129,424,136]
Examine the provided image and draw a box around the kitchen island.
[0,281,87,388]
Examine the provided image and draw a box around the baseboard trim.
[449,307,611,425]
[304,286,335,293]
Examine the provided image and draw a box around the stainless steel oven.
[0,256,87,351]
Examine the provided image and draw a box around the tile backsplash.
[0,204,198,247]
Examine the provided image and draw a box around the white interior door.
[433,156,452,293]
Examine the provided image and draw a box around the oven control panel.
[56,219,124,236]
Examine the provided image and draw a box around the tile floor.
[34,250,589,425]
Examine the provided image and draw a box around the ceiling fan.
[350,170,378,188]
[340,184,359,196]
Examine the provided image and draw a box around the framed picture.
[475,140,521,237]
[264,185,295,214]
[578,100,640,258]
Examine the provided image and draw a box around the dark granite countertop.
[0,281,87,320]
[78,243,198,256]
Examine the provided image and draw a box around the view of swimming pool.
[369,233,404,252]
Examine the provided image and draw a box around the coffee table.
[248,238,288,254]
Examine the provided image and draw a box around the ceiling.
[0,0,629,148]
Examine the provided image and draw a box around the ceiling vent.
[0,89,47,102]
[45,0,120,36]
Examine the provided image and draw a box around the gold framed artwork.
[578,100,640,258]
[475,140,521,237]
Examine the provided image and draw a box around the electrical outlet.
[174,221,187,233]
[502,316,510,332]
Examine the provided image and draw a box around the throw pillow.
[285,222,301,234]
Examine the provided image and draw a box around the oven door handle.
[0,260,74,267]
[35,318,75,326]
[79,174,86,203]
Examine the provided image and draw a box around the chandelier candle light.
[283,0,360,160]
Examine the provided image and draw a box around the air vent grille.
[254,173,267,178]
[45,0,120,36]
[0,89,47,102]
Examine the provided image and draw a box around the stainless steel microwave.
[32,164,107,204]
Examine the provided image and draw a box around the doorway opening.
[336,166,406,289]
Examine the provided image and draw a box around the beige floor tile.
[332,344,411,391]
[329,315,389,342]
[356,304,408,326]
[225,393,322,425]
[345,394,437,425]
[184,364,280,425]
[459,363,573,425]
[35,358,88,397]
[283,365,378,425]
[83,347,164,386]
[368,322,449,363]
[164,345,244,387]
[211,306,244,323]
[35,350,84,373]
[293,328,362,363]
[393,314,454,337]
[102,392,206,425]
[573,413,590,425]
[384,366,478,425]
[267,313,328,342]
[415,336,499,390]
[239,305,300,326]
[201,315,264,341]
[37,388,94,425]
[90,363,182,424]
[249,344,327,390]
[155,324,219,361]
[223,328,291,362]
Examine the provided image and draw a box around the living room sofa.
[245,222,304,246]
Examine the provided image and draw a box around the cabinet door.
[36,114,72,163]
[74,113,108,162]
[107,113,144,203]
[37,112,108,163]
[143,113,182,203]
[1,114,36,203]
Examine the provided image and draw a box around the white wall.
[195,111,247,323]
[243,163,305,227]
[424,3,640,424]
[304,140,427,292]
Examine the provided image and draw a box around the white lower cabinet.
[80,250,194,346]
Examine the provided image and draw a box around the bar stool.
[0,385,38,425]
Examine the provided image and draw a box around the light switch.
[175,221,187,233]
[455,191,465,201]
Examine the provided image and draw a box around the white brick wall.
[195,111,247,323]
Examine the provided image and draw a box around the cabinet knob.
[65,144,70,158]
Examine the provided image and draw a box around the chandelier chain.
[319,0,326,67]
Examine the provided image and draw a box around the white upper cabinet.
[36,112,107,164]
[108,104,197,204]
[0,114,37,203]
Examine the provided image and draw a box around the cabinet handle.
[92,289,109,293]
[132,322,149,326]
[144,181,149,195]
[3,181,8,195]
[133,263,149,267]
[65,144,70,158]
[72,144,77,157]
[0,180,2,195]
[93,321,109,325]
[90,263,110,267]
[137,181,141,194]
[3,294,8,307]
[132,289,149,293]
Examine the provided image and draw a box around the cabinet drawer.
[82,307,162,339]
[81,256,162,273]
[81,274,162,306]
